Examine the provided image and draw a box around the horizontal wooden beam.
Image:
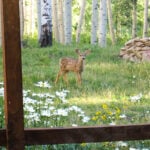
[0,124,150,147]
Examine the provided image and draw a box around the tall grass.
[0,40,150,149]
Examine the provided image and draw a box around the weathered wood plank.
[1,124,149,146]
[24,124,150,145]
[1,0,25,149]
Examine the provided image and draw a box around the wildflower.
[78,112,85,118]
[54,108,68,116]
[0,82,4,85]
[129,148,138,150]
[102,104,108,109]
[119,114,127,119]
[80,143,86,147]
[0,88,4,97]
[49,106,55,110]
[34,81,51,88]
[55,90,69,103]
[95,111,101,115]
[72,124,78,127]
[46,98,54,104]
[23,97,37,104]
[116,141,128,147]
[24,105,35,113]
[107,111,112,115]
[133,75,136,78]
[146,110,150,114]
[68,105,82,113]
[27,113,40,121]
[32,92,55,98]
[109,122,116,125]
[56,90,67,97]
[101,115,106,120]
[41,110,51,117]
[23,90,31,97]
[116,108,121,114]
[62,89,70,93]
[129,93,142,102]
[92,116,99,121]
[82,116,90,123]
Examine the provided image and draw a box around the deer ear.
[75,49,80,54]
[85,50,91,55]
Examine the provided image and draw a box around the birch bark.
[107,0,115,45]
[37,0,41,40]
[91,0,98,44]
[64,0,72,44]
[40,0,52,47]
[19,0,24,46]
[0,3,1,47]
[58,0,65,44]
[143,0,149,37]
[76,0,86,43]
[98,0,107,47]
[52,0,60,42]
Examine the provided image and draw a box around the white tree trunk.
[64,0,72,44]
[98,0,107,47]
[58,0,65,44]
[52,0,60,42]
[0,4,1,47]
[143,0,149,37]
[107,0,115,45]
[30,0,35,36]
[19,0,24,44]
[40,0,52,46]
[76,0,86,43]
[91,0,98,44]
[37,0,41,40]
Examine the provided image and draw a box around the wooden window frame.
[0,1,150,149]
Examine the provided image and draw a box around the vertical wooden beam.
[1,0,25,149]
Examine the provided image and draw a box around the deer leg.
[62,72,68,85]
[76,72,82,85]
[55,70,62,84]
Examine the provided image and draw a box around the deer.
[55,49,91,85]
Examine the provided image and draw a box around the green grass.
[21,43,150,124]
[0,41,150,149]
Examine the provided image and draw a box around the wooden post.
[1,0,25,149]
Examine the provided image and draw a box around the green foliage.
[71,0,145,44]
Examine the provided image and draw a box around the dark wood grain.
[1,0,25,149]
[1,124,150,146]
[24,124,150,145]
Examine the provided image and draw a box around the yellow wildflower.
[116,108,121,114]
[101,115,106,120]
[102,104,108,109]
[92,116,99,121]
[81,143,86,147]
[95,111,101,115]
[107,111,112,115]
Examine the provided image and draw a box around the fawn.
[55,49,91,85]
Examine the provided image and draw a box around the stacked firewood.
[119,37,150,62]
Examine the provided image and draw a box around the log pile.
[119,37,150,62]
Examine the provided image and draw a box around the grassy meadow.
[0,40,150,149]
